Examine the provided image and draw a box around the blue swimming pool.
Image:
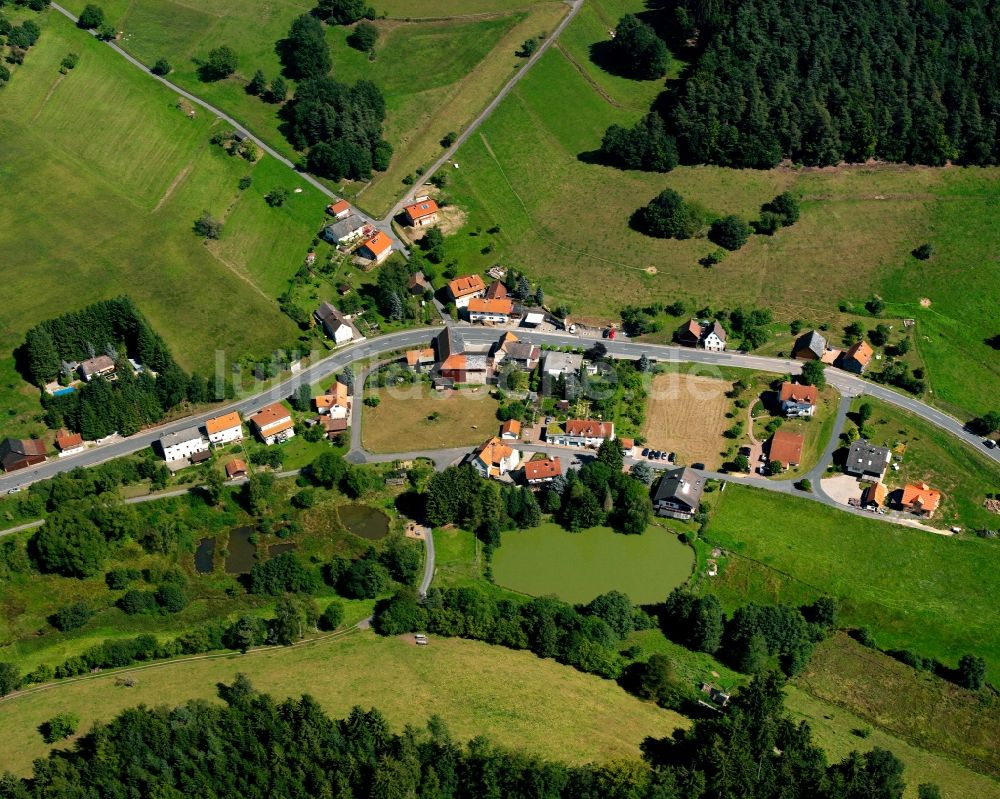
[52,386,77,397]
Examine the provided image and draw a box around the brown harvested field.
[363,384,500,454]
[643,372,732,469]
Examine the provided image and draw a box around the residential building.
[620,437,635,456]
[485,280,508,300]
[471,437,520,479]
[767,430,804,469]
[861,481,888,510]
[846,440,891,480]
[840,340,874,374]
[779,381,818,417]
[541,351,583,378]
[403,198,440,227]
[792,330,828,361]
[547,419,615,447]
[447,274,487,308]
[0,438,47,472]
[675,320,727,350]
[524,457,561,485]
[248,402,295,445]
[405,347,435,371]
[493,332,540,371]
[653,467,704,520]
[55,430,85,456]
[225,459,248,479]
[434,327,491,384]
[358,231,393,263]
[78,354,117,382]
[317,416,348,438]
[500,419,521,440]
[701,321,727,352]
[467,297,513,324]
[314,381,350,419]
[327,199,351,219]
[899,482,942,517]
[315,302,358,345]
[159,427,209,463]
[204,411,243,446]
[408,272,431,296]
[323,215,367,244]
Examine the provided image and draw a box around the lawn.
[491,522,695,605]
[0,631,686,776]
[642,371,733,469]
[0,11,312,437]
[797,633,1000,778]
[440,0,1000,420]
[750,380,842,480]
[702,484,1000,684]
[362,384,501,454]
[850,397,1000,531]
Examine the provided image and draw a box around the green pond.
[492,522,694,605]
[338,504,390,540]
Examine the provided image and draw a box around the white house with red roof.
[470,437,520,479]
[546,419,615,448]
[447,275,487,308]
[248,402,295,445]
[403,197,440,227]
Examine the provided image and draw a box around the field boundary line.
[31,74,66,122]
[153,164,192,212]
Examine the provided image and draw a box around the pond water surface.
[338,504,390,540]
[225,527,257,574]
[194,538,215,574]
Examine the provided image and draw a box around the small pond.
[269,542,298,557]
[225,526,257,574]
[194,537,215,574]
[338,504,390,540]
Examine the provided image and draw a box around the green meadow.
[702,484,1000,684]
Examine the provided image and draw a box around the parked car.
[692,462,705,470]
[985,439,997,449]
[568,324,577,334]
[545,416,553,424]
[641,448,649,457]
[667,452,676,462]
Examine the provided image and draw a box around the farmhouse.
[899,482,942,517]
[675,320,727,351]
[159,426,209,463]
[541,351,582,378]
[779,381,818,417]
[316,416,348,438]
[225,459,248,479]
[0,438,47,472]
[314,381,351,419]
[467,297,513,324]
[248,402,295,445]
[861,481,888,510]
[403,198,440,227]
[78,354,116,382]
[767,430,804,469]
[493,332,540,371]
[405,347,435,371]
[500,419,521,440]
[434,327,491,384]
[653,467,704,520]
[323,215,367,244]
[327,199,351,219]
[204,411,243,446]
[408,272,431,296]
[792,330,828,361]
[358,231,393,263]
[470,437,520,479]
[315,302,358,345]
[846,440,891,480]
[447,275,487,308]
[55,430,85,456]
[547,419,615,447]
[840,340,874,374]
[524,456,561,485]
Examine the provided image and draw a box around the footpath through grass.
[491,522,694,605]
[0,631,685,776]
[703,484,1000,684]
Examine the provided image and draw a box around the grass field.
[642,372,733,469]
[491,522,694,604]
[850,397,1000,531]
[703,484,1000,684]
[0,10,317,438]
[439,0,1000,420]
[798,633,1000,778]
[362,384,500,453]
[750,380,842,479]
[0,631,686,776]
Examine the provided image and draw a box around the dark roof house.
[792,330,828,360]
[846,440,891,478]
[653,467,704,519]
[0,438,47,472]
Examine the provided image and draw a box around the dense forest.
[18,297,195,438]
[0,673,925,799]
[604,0,1000,168]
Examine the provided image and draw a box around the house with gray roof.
[793,330,828,361]
[653,467,705,520]
[323,215,367,245]
[845,439,892,480]
[159,426,209,463]
[542,351,582,378]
